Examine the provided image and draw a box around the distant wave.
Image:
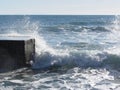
[42,25,110,33]
[60,42,103,50]
[90,26,109,32]
[69,21,108,26]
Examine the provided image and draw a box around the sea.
[0,15,120,90]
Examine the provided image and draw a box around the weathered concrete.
[0,36,35,72]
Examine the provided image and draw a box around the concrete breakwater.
[0,36,35,72]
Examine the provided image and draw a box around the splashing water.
[112,15,120,31]
[0,15,120,90]
[1,15,120,69]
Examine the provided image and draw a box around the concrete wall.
[0,38,35,72]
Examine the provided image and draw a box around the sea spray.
[0,15,120,90]
[0,16,69,69]
[1,15,120,70]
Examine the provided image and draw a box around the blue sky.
[0,0,120,15]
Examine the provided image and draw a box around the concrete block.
[0,36,35,72]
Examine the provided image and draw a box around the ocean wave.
[32,51,120,71]
[102,54,120,70]
[90,26,110,32]
[0,15,120,72]
[69,21,107,26]
[42,25,110,33]
[60,42,103,50]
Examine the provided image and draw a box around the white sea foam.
[1,16,120,69]
[0,15,120,90]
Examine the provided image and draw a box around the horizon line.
[0,14,119,15]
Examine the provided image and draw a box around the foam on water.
[0,15,120,90]
[0,68,120,90]
[1,15,120,69]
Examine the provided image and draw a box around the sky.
[0,0,120,15]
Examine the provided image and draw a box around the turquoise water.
[0,15,120,90]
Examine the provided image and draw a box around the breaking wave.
[0,15,120,71]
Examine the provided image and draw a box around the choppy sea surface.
[0,15,120,90]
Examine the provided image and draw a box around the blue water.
[0,15,120,90]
